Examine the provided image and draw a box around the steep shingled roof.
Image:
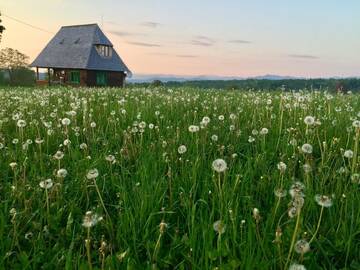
[30,24,132,76]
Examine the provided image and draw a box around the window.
[96,71,107,86]
[96,45,112,58]
[70,71,80,84]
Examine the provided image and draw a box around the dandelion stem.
[309,206,324,244]
[85,228,93,270]
[284,208,301,269]
[351,129,359,174]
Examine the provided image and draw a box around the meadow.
[0,86,359,270]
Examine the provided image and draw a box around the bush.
[0,68,35,86]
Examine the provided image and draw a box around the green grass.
[0,86,359,270]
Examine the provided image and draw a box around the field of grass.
[0,86,359,270]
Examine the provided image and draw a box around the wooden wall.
[86,70,125,87]
[43,69,126,87]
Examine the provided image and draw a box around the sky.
[1,0,360,77]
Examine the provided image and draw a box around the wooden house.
[31,24,132,87]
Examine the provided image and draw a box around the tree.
[0,47,30,84]
[0,12,5,43]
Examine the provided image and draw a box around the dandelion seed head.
[315,194,333,207]
[304,116,315,126]
[39,179,53,190]
[17,119,26,128]
[212,159,227,173]
[61,118,71,126]
[213,220,226,234]
[57,168,68,178]
[86,168,99,179]
[301,143,313,154]
[82,211,103,228]
[178,145,187,154]
[289,263,307,270]
[294,239,310,254]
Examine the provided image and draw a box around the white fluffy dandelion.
[61,118,71,126]
[344,150,353,159]
[314,194,333,207]
[304,116,315,126]
[294,239,310,254]
[177,145,187,154]
[86,169,99,179]
[39,179,53,190]
[301,143,313,154]
[213,220,226,234]
[188,125,200,133]
[212,159,227,173]
[82,211,103,228]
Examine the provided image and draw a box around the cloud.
[108,30,144,37]
[127,41,161,47]
[228,39,252,44]
[190,35,216,47]
[288,54,319,59]
[141,21,161,28]
[176,54,198,58]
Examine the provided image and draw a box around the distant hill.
[128,74,301,83]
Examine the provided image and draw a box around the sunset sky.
[1,0,360,77]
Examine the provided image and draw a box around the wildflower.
[188,125,199,133]
[9,162,17,170]
[159,220,168,234]
[211,134,218,142]
[213,220,226,234]
[35,138,44,144]
[53,150,64,160]
[288,207,298,218]
[352,120,360,129]
[39,179,53,190]
[90,122,96,128]
[64,139,71,146]
[289,182,305,198]
[303,163,312,174]
[274,188,287,198]
[25,232,33,240]
[260,128,269,135]
[304,116,315,126]
[343,150,353,159]
[212,159,227,173]
[82,211,103,228]
[314,194,333,207]
[351,173,360,184]
[292,196,305,209]
[178,145,187,154]
[17,119,26,128]
[201,116,210,125]
[301,143,313,154]
[61,118,71,126]
[218,115,225,121]
[80,143,88,150]
[86,169,99,179]
[289,263,307,270]
[248,136,255,143]
[294,239,310,254]
[105,155,116,163]
[57,168,68,178]
[277,161,287,173]
[253,208,261,222]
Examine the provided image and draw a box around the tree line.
[132,78,360,92]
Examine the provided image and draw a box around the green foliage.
[0,12,5,43]
[0,87,359,269]
[151,79,164,87]
[0,48,33,86]
[8,68,35,86]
